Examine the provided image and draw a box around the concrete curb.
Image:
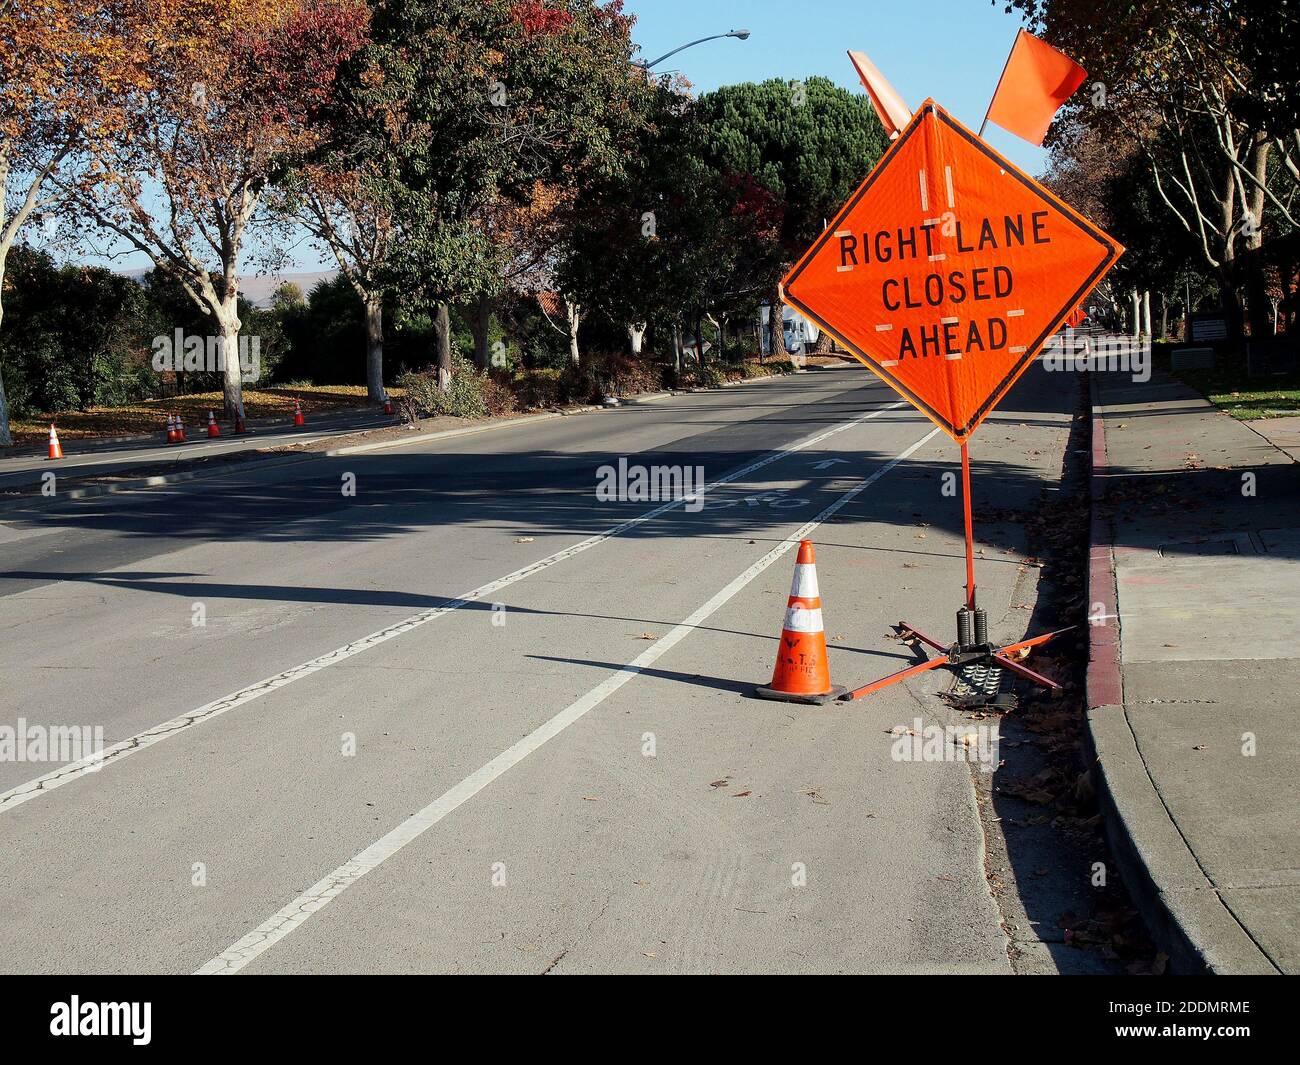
[1083,372,1279,976]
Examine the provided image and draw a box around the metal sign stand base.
[838,621,1071,701]
[838,441,1071,702]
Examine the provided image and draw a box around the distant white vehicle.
[760,303,820,355]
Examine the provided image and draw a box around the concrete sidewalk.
[1087,366,1299,974]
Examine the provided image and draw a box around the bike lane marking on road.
[0,401,910,817]
[195,424,942,974]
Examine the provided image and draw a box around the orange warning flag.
[984,29,1087,146]
[847,50,911,137]
[780,100,1121,442]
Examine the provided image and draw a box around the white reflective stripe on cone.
[789,563,819,599]
[784,606,824,633]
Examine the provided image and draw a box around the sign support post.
[961,441,976,611]
[837,440,1075,702]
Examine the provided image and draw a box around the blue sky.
[626,0,1041,170]
[94,0,1040,274]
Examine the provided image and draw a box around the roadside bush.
[558,361,600,404]
[723,337,758,365]
[395,352,488,420]
[681,362,727,389]
[593,352,665,396]
[514,367,565,409]
[482,372,518,416]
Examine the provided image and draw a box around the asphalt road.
[0,363,1078,974]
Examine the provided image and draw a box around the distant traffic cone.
[754,540,845,704]
[382,393,394,415]
[166,414,178,443]
[47,423,64,460]
[176,415,186,442]
[207,410,220,438]
[293,398,305,427]
[234,409,247,434]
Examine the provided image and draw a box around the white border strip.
[196,425,942,974]
[0,402,908,816]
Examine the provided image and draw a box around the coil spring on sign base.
[956,608,974,650]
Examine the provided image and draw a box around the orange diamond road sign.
[781,99,1122,442]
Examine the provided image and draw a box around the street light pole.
[637,29,750,71]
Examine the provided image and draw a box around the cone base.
[753,683,846,705]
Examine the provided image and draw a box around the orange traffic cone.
[207,410,220,438]
[382,394,394,415]
[754,540,844,704]
[166,414,177,443]
[234,409,247,434]
[293,398,305,427]
[176,415,186,442]
[47,423,64,460]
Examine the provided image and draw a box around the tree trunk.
[566,299,581,366]
[1245,137,1272,338]
[628,321,646,355]
[768,286,783,360]
[0,274,10,447]
[1142,290,1152,337]
[217,299,244,421]
[0,368,10,448]
[365,295,384,402]
[435,302,452,391]
[472,294,491,372]
[1216,271,1244,335]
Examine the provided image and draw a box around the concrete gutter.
[1083,373,1279,975]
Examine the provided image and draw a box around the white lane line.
[0,401,909,817]
[196,424,944,974]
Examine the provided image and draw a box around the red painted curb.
[1086,382,1123,710]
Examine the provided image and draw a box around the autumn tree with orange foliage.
[0,0,151,445]
[62,0,369,420]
